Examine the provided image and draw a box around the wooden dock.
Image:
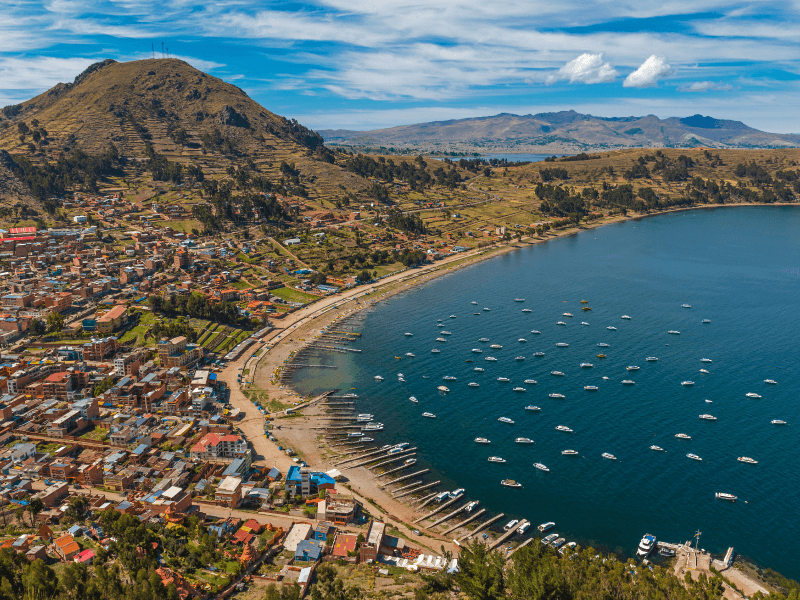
[375,458,417,477]
[368,454,416,471]
[382,469,429,487]
[413,495,463,524]
[393,480,440,499]
[348,448,417,469]
[335,447,388,466]
[460,513,505,542]
[429,502,469,528]
[488,520,528,551]
[506,538,534,560]
[441,508,486,536]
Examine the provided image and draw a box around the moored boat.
[549,393,565,398]
[765,379,777,384]
[516,437,534,443]
[675,433,691,439]
[542,533,558,545]
[650,445,665,452]
[699,414,717,420]
[668,330,680,334]
[468,382,480,387]
[646,357,658,361]
[556,342,569,347]
[746,392,761,398]
[636,534,656,558]
[737,456,757,464]
[584,385,598,391]
[422,412,436,418]
[503,519,520,532]
[580,363,594,368]
[562,449,578,455]
[513,387,526,392]
[538,522,555,532]
[551,370,565,376]
[686,453,702,461]
[488,456,506,463]
[621,380,635,385]
[681,381,694,386]
[771,419,788,425]
[716,492,737,501]
[602,452,617,460]
[533,462,550,472]
[475,437,491,444]
[498,417,515,424]
[501,479,522,488]
[525,405,541,411]
[437,385,449,392]
[524,379,537,384]
[621,315,631,320]
[555,425,573,432]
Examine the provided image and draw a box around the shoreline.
[236,201,794,578]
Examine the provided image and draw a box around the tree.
[27,498,43,526]
[21,559,59,600]
[310,564,362,600]
[455,540,505,600]
[28,319,46,337]
[46,311,64,334]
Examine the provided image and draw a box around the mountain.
[320,110,800,153]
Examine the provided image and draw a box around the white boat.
[681,381,694,386]
[699,414,717,420]
[627,365,640,371]
[409,397,419,403]
[556,343,569,347]
[450,315,457,318]
[525,406,540,413]
[702,319,711,323]
[516,437,534,443]
[513,387,526,392]
[501,479,522,488]
[437,386,449,392]
[374,376,384,381]
[738,456,757,464]
[490,344,503,349]
[650,445,665,452]
[538,522,555,533]
[488,456,506,463]
[483,308,490,311]
[405,352,415,357]
[533,352,545,356]
[700,369,709,374]
[562,449,578,455]
[560,541,577,556]
[515,356,525,361]
[485,356,497,362]
[765,379,777,384]
[637,534,657,558]
[555,425,573,432]
[563,312,573,317]
[361,437,374,442]
[518,522,531,535]
[404,459,417,466]
[646,357,658,361]
[422,412,436,418]
[746,393,761,398]
[468,382,480,387]
[621,380,635,385]
[475,437,491,444]
[522,309,532,313]
[531,330,541,334]
[514,298,525,302]
[551,371,565,376]
[541,533,558,545]
[602,376,609,380]
[549,393,565,398]
[580,363,594,368]
[701,358,712,363]
[557,321,567,326]
[497,377,510,382]
[705,399,713,403]
[686,453,702,461]
[465,501,480,511]
[675,433,691,439]
[581,322,590,326]
[621,315,631,320]
[472,348,483,353]
[503,519,520,532]
[771,419,788,425]
[597,343,610,347]
[443,376,457,381]
[441,331,452,335]
[474,367,485,372]
[471,301,478,305]
[405,332,413,337]
[533,463,550,472]
[518,338,527,343]
[398,378,406,382]
[498,417,515,424]
[436,337,446,342]
[479,338,490,342]
[682,304,691,308]
[607,326,617,331]
[450,488,465,499]
[524,379,537,384]
[716,492,737,501]
[602,453,617,460]
[349,432,363,437]
[431,349,441,353]
[668,330,680,335]
[584,385,598,390]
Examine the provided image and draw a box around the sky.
[2,1,800,133]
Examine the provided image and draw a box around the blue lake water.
[291,206,800,577]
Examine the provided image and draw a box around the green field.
[269,286,319,304]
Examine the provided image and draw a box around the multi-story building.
[47,409,85,437]
[157,336,203,368]
[82,336,117,361]
[190,432,248,462]
[96,305,128,334]
[114,352,142,377]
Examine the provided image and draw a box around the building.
[82,336,118,361]
[295,539,324,562]
[47,409,86,437]
[71,397,99,420]
[215,476,242,508]
[114,352,142,377]
[158,336,203,368]
[42,372,79,401]
[285,466,336,498]
[53,534,81,561]
[331,533,359,560]
[190,433,250,464]
[96,305,128,334]
[283,523,312,552]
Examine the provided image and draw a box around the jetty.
[375,459,417,477]
[489,520,528,551]
[413,495,464,524]
[382,469,429,487]
[348,448,417,469]
[429,503,470,528]
[368,454,416,470]
[460,513,505,542]
[441,508,486,535]
[393,480,440,499]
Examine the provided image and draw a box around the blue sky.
[2,0,800,133]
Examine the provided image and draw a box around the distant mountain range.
[320,111,800,153]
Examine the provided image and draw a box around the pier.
[375,458,417,477]
[441,508,486,536]
[382,469,429,487]
[488,520,528,551]
[507,538,534,559]
[347,448,417,469]
[460,513,505,542]
[393,480,440,499]
[335,447,391,466]
[368,454,416,470]
[429,502,470,528]
[413,495,463,524]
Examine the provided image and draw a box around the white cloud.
[679,81,733,92]
[0,56,97,90]
[623,55,675,88]
[545,53,618,85]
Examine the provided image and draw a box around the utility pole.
[151,43,154,59]
[694,529,702,551]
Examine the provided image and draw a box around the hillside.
[321,110,800,153]
[0,58,367,203]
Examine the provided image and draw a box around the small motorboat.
[450,314,457,318]
[668,330,680,335]
[405,352,415,357]
[513,387,526,392]
[485,356,497,362]
[650,445,665,452]
[522,309,532,313]
[374,375,384,381]
[771,419,788,425]
[405,332,413,337]
[621,380,635,385]
[597,354,606,359]
[483,307,490,311]
[479,337,490,342]
[584,385,598,391]
[686,453,702,461]
[475,437,491,444]
[518,522,531,535]
[497,377,510,382]
[557,321,567,326]
[471,301,478,305]
[549,393,565,398]
[700,369,709,374]
[514,298,525,302]
[531,330,541,334]
[701,358,712,363]
[518,338,527,343]
[646,357,658,361]
[515,356,525,361]
[468,382,480,387]
[626,365,640,371]
[472,348,483,353]
[562,449,578,456]
[556,343,569,347]
[581,322,590,326]
[436,337,446,342]
[702,319,711,323]
[501,479,522,488]
[699,414,717,420]
[525,405,540,411]
[490,344,503,349]
[580,363,594,368]
[597,343,610,347]
[621,315,631,320]
[498,417,515,424]
[524,379,537,384]
[681,381,694,386]
[601,453,617,460]
[738,456,757,464]
[746,393,761,398]
[563,312,573,317]
[682,304,691,308]
[443,375,457,381]
[422,412,437,419]
[675,433,691,439]
[764,379,777,384]
[474,367,485,372]
[516,437,534,443]
[533,352,545,356]
[437,386,449,392]
[488,456,506,463]
[607,326,617,330]
[716,492,737,501]
[431,349,441,353]
[551,370,565,376]
[555,425,573,432]
[409,396,418,403]
[533,463,550,472]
